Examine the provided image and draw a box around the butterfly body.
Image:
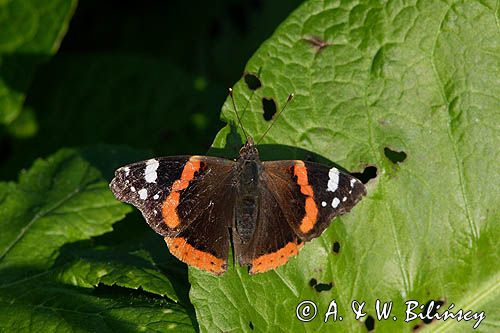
[235,137,261,244]
[110,137,366,275]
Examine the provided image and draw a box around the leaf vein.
[429,5,479,241]
[0,164,92,262]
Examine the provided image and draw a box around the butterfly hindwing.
[110,156,236,274]
[234,182,303,274]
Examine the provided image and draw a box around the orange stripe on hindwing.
[162,156,202,228]
[293,161,318,233]
[250,241,303,274]
[165,237,226,274]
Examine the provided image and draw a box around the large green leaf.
[0,149,128,271]
[0,0,76,125]
[0,149,195,332]
[190,0,500,332]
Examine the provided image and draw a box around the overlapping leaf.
[0,149,194,332]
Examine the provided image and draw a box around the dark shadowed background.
[1,0,303,180]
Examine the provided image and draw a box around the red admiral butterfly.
[110,90,366,275]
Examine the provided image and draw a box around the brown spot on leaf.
[303,35,332,52]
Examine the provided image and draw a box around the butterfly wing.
[110,156,236,275]
[238,160,366,274]
[235,182,304,274]
[263,160,366,240]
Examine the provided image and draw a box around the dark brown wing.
[110,156,236,275]
[261,160,366,241]
[234,179,303,274]
[237,159,366,274]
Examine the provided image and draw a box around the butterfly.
[109,89,366,275]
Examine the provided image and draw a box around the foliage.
[0,149,194,332]
[0,0,498,332]
[0,0,76,125]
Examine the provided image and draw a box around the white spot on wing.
[123,167,130,177]
[342,197,347,202]
[350,178,356,188]
[327,167,339,192]
[138,188,147,200]
[331,197,340,208]
[130,186,136,192]
[321,201,327,207]
[145,159,160,183]
[153,194,159,200]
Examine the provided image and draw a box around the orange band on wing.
[162,192,181,228]
[301,197,318,233]
[162,157,202,228]
[250,242,303,274]
[165,237,226,275]
[294,161,318,233]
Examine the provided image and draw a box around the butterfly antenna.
[239,89,256,121]
[228,88,248,141]
[256,93,294,145]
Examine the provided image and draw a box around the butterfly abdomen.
[235,159,260,243]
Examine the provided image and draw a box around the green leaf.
[190,1,500,332]
[0,149,194,331]
[6,106,38,138]
[56,247,179,301]
[0,277,194,332]
[0,149,128,272]
[0,0,76,125]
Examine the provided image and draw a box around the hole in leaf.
[332,241,340,254]
[309,278,317,287]
[314,282,333,292]
[351,166,377,184]
[249,321,254,330]
[262,98,276,121]
[384,147,407,163]
[421,299,445,324]
[365,315,375,331]
[244,73,262,90]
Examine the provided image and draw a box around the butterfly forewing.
[110,156,236,275]
[261,160,366,241]
[110,156,193,236]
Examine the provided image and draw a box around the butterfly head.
[239,136,259,160]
